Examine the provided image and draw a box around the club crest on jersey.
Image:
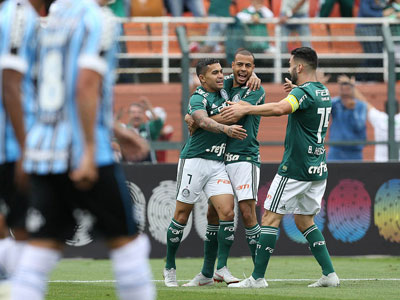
[220,89,229,100]
[232,94,241,103]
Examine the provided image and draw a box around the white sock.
[11,245,61,300]
[0,237,26,278]
[110,235,156,300]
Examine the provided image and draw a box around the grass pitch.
[47,256,400,300]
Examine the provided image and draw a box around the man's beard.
[290,70,298,85]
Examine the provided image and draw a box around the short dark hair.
[234,48,255,63]
[196,58,220,77]
[291,47,318,70]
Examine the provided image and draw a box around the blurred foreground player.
[10,1,155,299]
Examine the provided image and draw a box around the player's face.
[232,54,254,86]
[288,56,299,85]
[128,106,144,127]
[201,63,224,92]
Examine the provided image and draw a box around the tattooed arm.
[192,110,247,140]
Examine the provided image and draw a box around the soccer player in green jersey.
[185,49,266,285]
[222,47,340,288]
[163,58,247,287]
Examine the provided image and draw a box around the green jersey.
[208,0,232,17]
[223,75,265,167]
[278,81,332,181]
[180,86,229,161]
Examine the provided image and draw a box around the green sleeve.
[242,87,266,105]
[290,87,311,110]
[188,94,208,114]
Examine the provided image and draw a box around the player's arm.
[221,96,293,119]
[192,110,247,140]
[70,8,116,189]
[113,122,150,161]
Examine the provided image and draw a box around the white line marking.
[48,278,400,283]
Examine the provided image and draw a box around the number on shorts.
[187,174,192,184]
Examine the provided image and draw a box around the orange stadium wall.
[114,83,400,163]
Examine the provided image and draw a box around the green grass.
[47,256,400,300]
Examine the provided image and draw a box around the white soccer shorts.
[176,158,233,204]
[226,162,259,202]
[264,174,327,215]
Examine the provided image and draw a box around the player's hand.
[221,102,247,122]
[70,148,98,190]
[337,74,355,85]
[224,125,247,140]
[184,114,198,135]
[283,77,296,93]
[246,73,261,91]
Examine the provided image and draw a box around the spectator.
[355,0,386,82]
[126,97,164,163]
[279,0,311,53]
[146,107,174,163]
[328,76,368,161]
[199,0,233,53]
[164,0,205,16]
[384,0,400,80]
[319,0,354,17]
[236,0,275,53]
[367,101,400,161]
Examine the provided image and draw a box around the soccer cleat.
[308,272,340,287]
[213,266,240,284]
[163,268,178,287]
[182,272,214,287]
[228,276,268,288]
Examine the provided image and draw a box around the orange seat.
[329,23,362,53]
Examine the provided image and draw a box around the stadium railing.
[116,17,400,161]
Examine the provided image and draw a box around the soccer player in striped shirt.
[10,1,155,299]
[0,0,50,281]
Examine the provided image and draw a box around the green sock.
[252,226,278,280]
[216,220,235,270]
[245,224,261,264]
[165,218,185,269]
[303,224,335,276]
[201,224,219,278]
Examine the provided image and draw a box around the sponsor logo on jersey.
[220,89,229,100]
[299,94,308,105]
[225,152,239,162]
[182,188,190,197]
[205,143,226,157]
[316,89,330,101]
[202,98,207,108]
[211,103,218,109]
[308,162,328,176]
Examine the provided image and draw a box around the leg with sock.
[303,224,339,287]
[252,226,278,280]
[201,224,219,278]
[111,235,155,300]
[245,224,261,264]
[10,244,61,300]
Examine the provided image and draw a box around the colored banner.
[64,163,400,258]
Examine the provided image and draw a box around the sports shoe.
[213,266,240,284]
[182,272,214,287]
[163,268,178,287]
[308,272,340,287]
[228,276,268,288]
